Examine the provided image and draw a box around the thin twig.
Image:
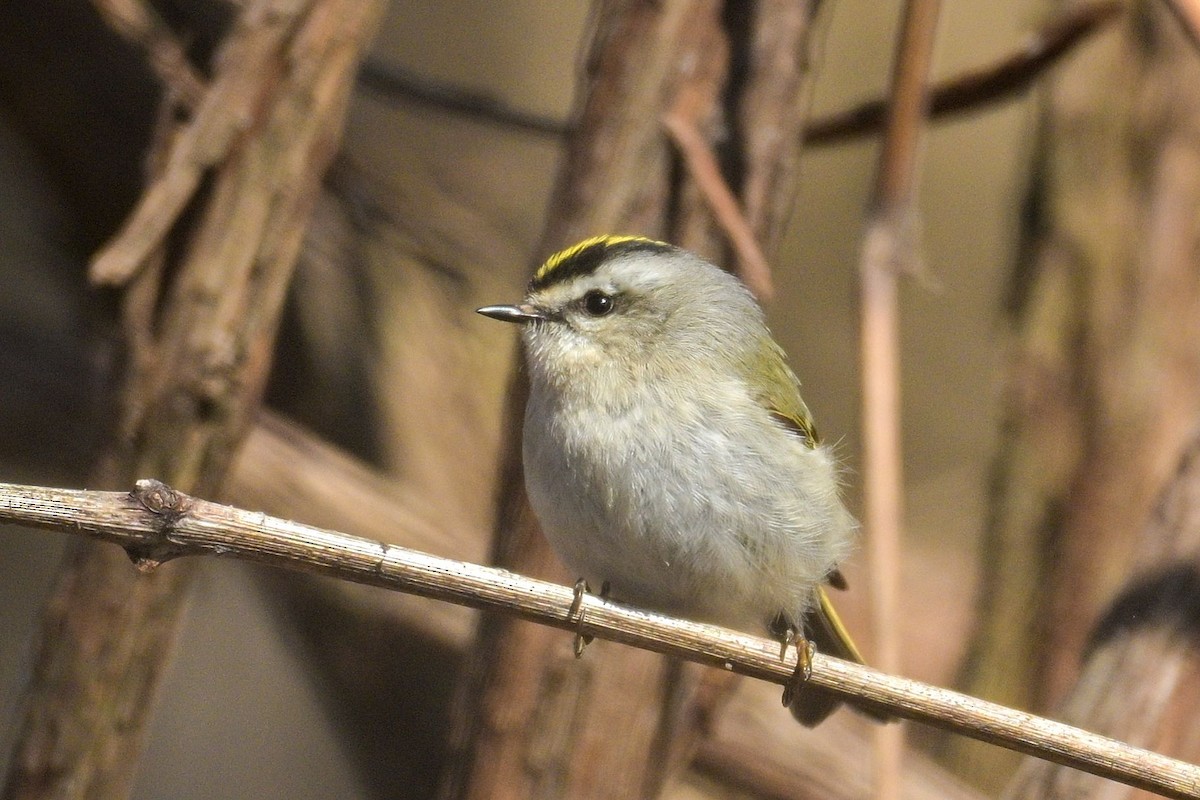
[737,0,825,252]
[88,4,307,286]
[805,0,1122,145]
[860,0,943,797]
[860,232,908,800]
[90,0,208,108]
[1162,0,1200,51]
[0,481,1197,800]
[357,58,567,136]
[663,85,775,301]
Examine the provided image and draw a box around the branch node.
[131,478,189,520]
[126,479,192,569]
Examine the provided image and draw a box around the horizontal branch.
[1,480,1198,800]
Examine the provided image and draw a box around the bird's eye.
[581,290,615,317]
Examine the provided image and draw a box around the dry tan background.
[0,0,1049,796]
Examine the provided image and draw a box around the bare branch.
[663,85,775,301]
[356,58,567,136]
[0,481,1197,800]
[858,0,943,795]
[805,0,1123,145]
[1162,0,1200,52]
[1001,397,1200,798]
[88,2,314,286]
[90,0,207,107]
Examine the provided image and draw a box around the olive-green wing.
[746,340,821,447]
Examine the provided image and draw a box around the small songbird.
[478,236,866,725]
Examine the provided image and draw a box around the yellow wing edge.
[814,585,866,664]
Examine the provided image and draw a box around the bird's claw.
[569,579,611,657]
[569,579,594,658]
[780,631,815,708]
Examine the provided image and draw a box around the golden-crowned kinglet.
[479,235,865,725]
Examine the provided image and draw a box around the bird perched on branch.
[479,235,868,725]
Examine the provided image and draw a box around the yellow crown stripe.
[535,235,663,283]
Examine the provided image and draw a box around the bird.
[478,235,867,725]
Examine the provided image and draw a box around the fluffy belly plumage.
[524,385,849,633]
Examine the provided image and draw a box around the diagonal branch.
[0,481,1197,800]
[805,0,1123,145]
[1162,0,1200,51]
[662,85,774,301]
[90,0,207,107]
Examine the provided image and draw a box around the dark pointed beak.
[476,303,548,324]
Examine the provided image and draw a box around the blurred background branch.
[1,2,385,798]
[858,0,942,796]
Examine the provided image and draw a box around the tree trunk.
[440,2,831,797]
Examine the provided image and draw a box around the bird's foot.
[780,629,816,708]
[569,579,609,657]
